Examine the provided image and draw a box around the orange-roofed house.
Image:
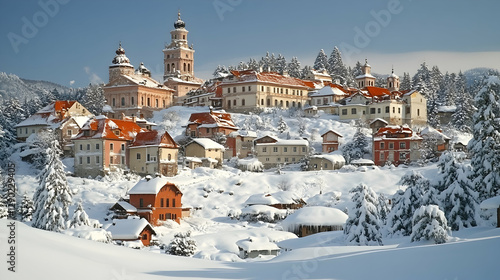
[186,109,238,138]
[128,177,190,225]
[373,125,422,166]
[129,130,179,177]
[15,100,94,155]
[321,130,343,153]
[220,70,315,113]
[72,116,146,177]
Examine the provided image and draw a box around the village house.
[72,116,146,178]
[254,135,309,169]
[281,206,348,237]
[244,191,306,210]
[321,130,343,153]
[184,138,225,168]
[419,126,451,156]
[127,177,190,225]
[308,83,349,115]
[308,153,345,171]
[15,100,94,155]
[220,69,315,113]
[105,217,156,246]
[184,81,223,108]
[236,237,281,259]
[109,199,138,220]
[103,44,175,119]
[163,12,204,104]
[303,69,332,86]
[185,109,238,138]
[372,125,422,166]
[128,130,179,177]
[225,130,258,159]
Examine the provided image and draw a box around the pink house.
[321,130,343,153]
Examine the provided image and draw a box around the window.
[137,153,141,160]
[398,108,401,113]
[96,156,100,164]
[233,87,236,93]
[206,128,210,133]
[370,108,375,114]
[227,88,231,94]
[87,157,90,164]
[262,147,267,152]
[156,99,159,108]
[248,86,251,91]
[242,99,245,106]
[284,147,288,152]
[110,143,114,150]
[121,97,125,106]
[380,153,384,161]
[393,107,395,113]
[142,234,147,240]
[342,109,348,115]
[351,108,357,114]
[79,144,83,151]
[67,129,72,136]
[377,108,381,114]
[131,97,134,105]
[266,158,269,162]
[112,98,115,106]
[380,142,385,149]
[417,109,420,116]
[292,158,296,162]
[399,152,407,160]
[400,142,406,149]
[273,147,278,153]
[114,130,119,136]
[285,158,289,162]
[121,144,125,151]
[110,156,113,164]
[389,142,394,149]
[173,199,176,207]
[147,154,150,161]
[168,154,172,161]
[302,147,306,152]
[324,163,328,169]
[96,143,100,150]
[161,198,164,207]
[140,198,143,207]
[147,98,151,107]
[242,86,245,92]
[277,158,281,162]
[233,100,236,106]
[141,97,144,105]
[385,106,390,113]
[79,157,82,164]
[87,144,90,150]
[166,199,170,207]
[293,147,297,152]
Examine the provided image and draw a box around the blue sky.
[1,0,499,88]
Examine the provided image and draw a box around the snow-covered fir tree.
[0,170,8,219]
[213,65,230,78]
[328,46,349,85]
[438,152,478,231]
[247,58,260,71]
[411,205,450,244]
[287,57,302,78]
[18,192,34,222]
[275,54,287,74]
[386,171,428,236]
[300,65,313,79]
[69,202,91,228]
[313,49,329,71]
[31,133,72,232]
[450,72,474,132]
[468,74,500,200]
[351,61,363,80]
[18,130,54,171]
[344,183,383,246]
[237,61,248,71]
[377,193,390,225]
[166,231,197,256]
[400,72,412,91]
[341,128,370,164]
[277,116,289,135]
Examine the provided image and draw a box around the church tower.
[356,59,376,88]
[387,68,400,92]
[163,11,203,104]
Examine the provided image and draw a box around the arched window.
[141,97,144,105]
[121,97,125,106]
[286,101,289,107]
[188,64,191,72]
[167,64,170,72]
[267,99,270,106]
[298,102,302,108]
[147,98,151,107]
[274,100,278,106]
[183,63,186,72]
[261,99,264,105]
[112,98,115,106]
[292,101,296,107]
[280,100,283,107]
[233,100,236,106]
[168,154,172,161]
[227,100,231,108]
[131,97,134,105]
[155,99,159,107]
[171,63,175,71]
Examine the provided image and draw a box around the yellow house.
[184,138,225,168]
[254,136,309,169]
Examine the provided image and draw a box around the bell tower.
[356,59,376,88]
[387,68,400,92]
[163,11,195,80]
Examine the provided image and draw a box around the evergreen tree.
[328,46,349,85]
[386,171,428,236]
[438,153,478,231]
[275,54,287,74]
[81,84,105,115]
[342,128,370,164]
[377,193,390,225]
[69,202,91,228]
[400,72,412,91]
[451,72,474,132]
[344,183,383,245]
[237,61,248,71]
[247,58,260,71]
[468,75,500,200]
[166,231,197,256]
[213,65,229,78]
[313,49,329,71]
[0,170,8,219]
[18,192,34,222]
[351,61,363,79]
[411,205,450,244]
[277,116,289,134]
[300,65,312,80]
[287,57,302,78]
[260,52,273,72]
[31,133,72,232]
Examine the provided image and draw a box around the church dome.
[174,11,185,29]
[111,42,132,66]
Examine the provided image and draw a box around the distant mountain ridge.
[0,72,77,102]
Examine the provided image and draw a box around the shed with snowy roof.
[105,217,156,246]
[109,200,137,219]
[184,138,225,167]
[127,177,190,225]
[281,206,348,237]
[480,195,500,227]
[236,237,280,259]
[309,153,345,171]
[244,191,306,210]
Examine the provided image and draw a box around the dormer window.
[83,130,90,137]
[114,130,120,136]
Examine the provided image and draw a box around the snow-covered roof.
[128,177,172,195]
[106,218,154,240]
[310,84,348,97]
[420,127,451,140]
[370,118,388,125]
[480,195,500,209]
[256,139,309,146]
[189,138,225,151]
[437,105,457,113]
[355,73,376,79]
[245,191,304,206]
[281,206,348,229]
[311,153,345,164]
[236,237,280,252]
[185,157,203,163]
[113,201,137,212]
[351,159,375,165]
[241,205,287,216]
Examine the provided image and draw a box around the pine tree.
[411,205,450,244]
[275,54,287,74]
[166,231,197,256]
[351,61,363,79]
[287,57,302,78]
[377,193,390,225]
[237,61,248,71]
[0,169,8,219]
[438,153,478,231]
[213,65,229,78]
[31,133,72,232]
[277,116,288,134]
[344,183,383,246]
[468,75,500,200]
[328,46,349,85]
[247,58,259,71]
[400,72,412,91]
[342,128,370,164]
[300,65,313,79]
[69,202,91,228]
[313,49,329,71]
[81,84,105,115]
[18,192,34,222]
[386,171,428,236]
[451,71,474,132]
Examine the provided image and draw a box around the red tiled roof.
[74,117,145,141]
[54,101,76,113]
[329,83,350,94]
[364,87,391,98]
[130,130,179,148]
[188,111,237,129]
[374,125,413,138]
[229,70,314,89]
